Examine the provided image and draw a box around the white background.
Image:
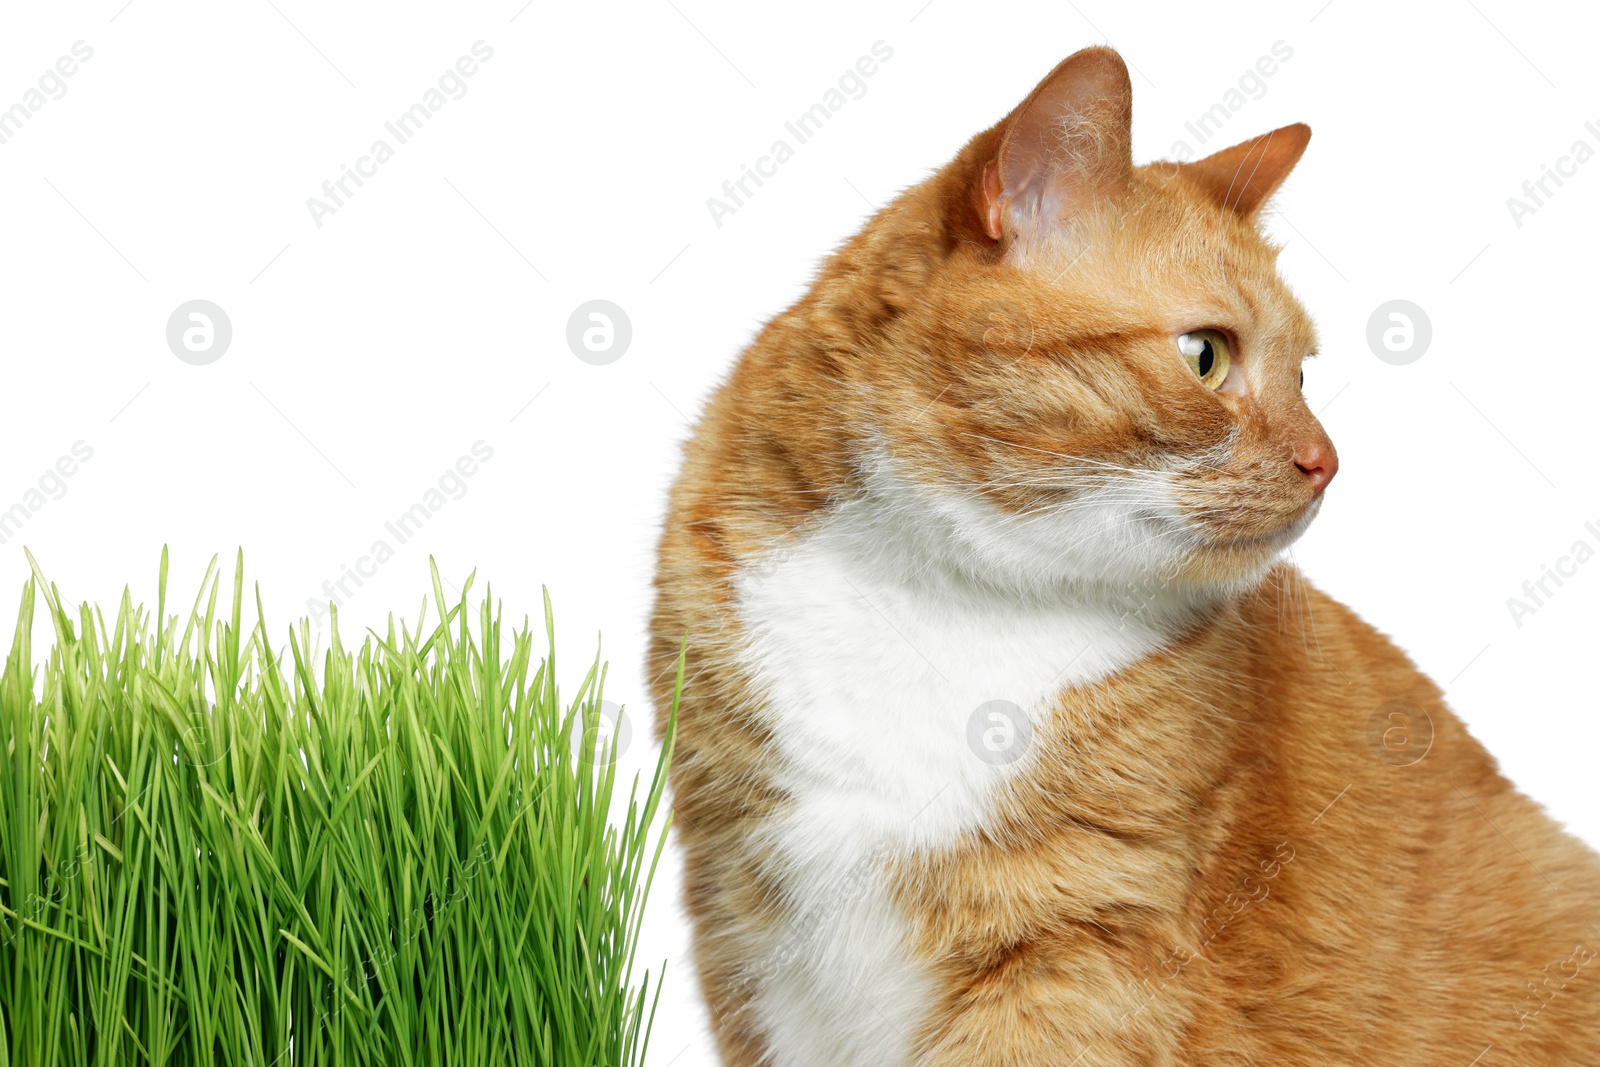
[2,1,1596,1062]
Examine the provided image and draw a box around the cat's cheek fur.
[732,478,1199,1065]
[857,444,1229,598]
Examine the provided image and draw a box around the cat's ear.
[977,46,1133,243]
[1175,123,1311,218]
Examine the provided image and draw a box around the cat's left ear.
[977,46,1134,243]
[1175,123,1311,218]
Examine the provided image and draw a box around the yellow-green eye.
[1177,329,1231,390]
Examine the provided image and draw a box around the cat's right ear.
[977,47,1134,243]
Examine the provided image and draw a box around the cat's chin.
[1177,498,1323,581]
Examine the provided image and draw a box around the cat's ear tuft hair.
[1175,123,1311,218]
[977,46,1134,243]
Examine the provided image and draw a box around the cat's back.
[1180,577,1600,1065]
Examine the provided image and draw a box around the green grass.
[0,550,678,1066]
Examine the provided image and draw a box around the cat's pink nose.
[1294,439,1338,495]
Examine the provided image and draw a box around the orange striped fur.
[650,46,1600,1067]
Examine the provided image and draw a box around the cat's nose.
[1293,438,1337,495]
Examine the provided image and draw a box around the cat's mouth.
[1206,496,1323,554]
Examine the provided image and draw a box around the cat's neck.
[731,449,1265,862]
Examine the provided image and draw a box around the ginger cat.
[649,46,1600,1066]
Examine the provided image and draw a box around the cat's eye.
[1176,330,1231,390]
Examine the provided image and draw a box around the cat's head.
[847,46,1334,600]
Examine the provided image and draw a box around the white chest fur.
[731,486,1197,1067]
